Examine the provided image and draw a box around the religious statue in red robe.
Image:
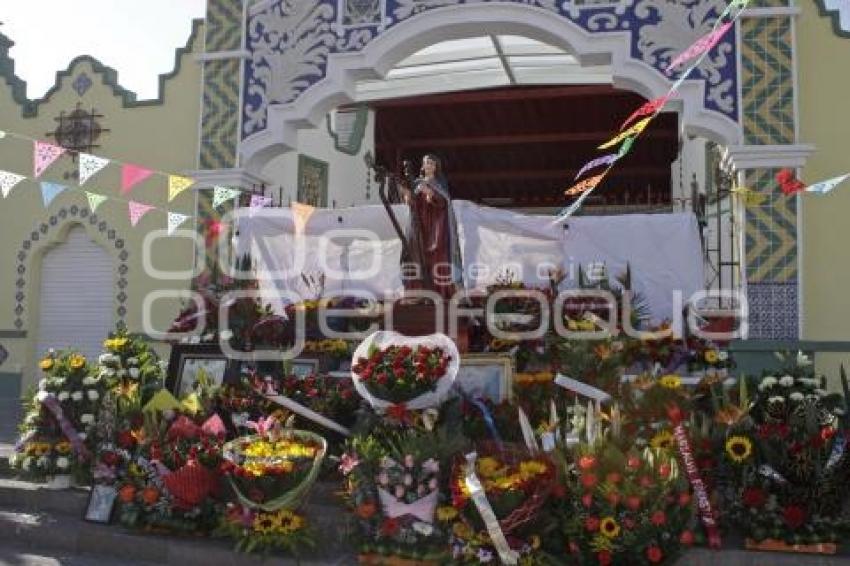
[400,154,459,299]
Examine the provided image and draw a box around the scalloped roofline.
[0,17,203,117]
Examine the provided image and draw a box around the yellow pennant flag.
[598,117,653,150]
[565,173,605,196]
[168,175,195,201]
[731,186,767,207]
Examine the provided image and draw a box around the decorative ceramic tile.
[744,169,797,284]
[747,282,798,339]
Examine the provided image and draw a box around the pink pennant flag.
[33,141,66,178]
[250,194,273,209]
[122,164,153,194]
[620,94,673,131]
[128,201,155,227]
[666,22,733,75]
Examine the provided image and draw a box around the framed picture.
[166,344,235,397]
[297,154,329,207]
[84,484,117,524]
[288,358,320,378]
[455,354,514,403]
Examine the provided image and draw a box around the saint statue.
[399,154,460,299]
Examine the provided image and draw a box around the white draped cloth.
[235,202,704,323]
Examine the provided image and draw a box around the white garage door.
[35,227,114,365]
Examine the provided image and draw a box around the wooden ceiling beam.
[370,85,638,108]
[376,129,676,150]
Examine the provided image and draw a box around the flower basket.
[223,429,327,512]
[745,538,837,555]
[351,331,459,412]
[452,442,554,535]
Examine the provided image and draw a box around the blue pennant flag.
[40,182,66,207]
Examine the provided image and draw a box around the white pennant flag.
[805,173,850,195]
[167,212,190,235]
[78,153,110,185]
[0,170,26,198]
[212,186,240,208]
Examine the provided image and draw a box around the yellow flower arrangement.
[650,431,675,450]
[437,506,459,522]
[518,460,548,480]
[725,435,753,463]
[658,374,682,389]
[704,350,719,364]
[103,337,129,350]
[253,512,278,534]
[39,358,54,371]
[452,521,474,540]
[477,456,503,479]
[69,354,86,369]
[599,517,620,538]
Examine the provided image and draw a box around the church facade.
[1,0,849,404]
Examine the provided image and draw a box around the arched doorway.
[34,226,114,365]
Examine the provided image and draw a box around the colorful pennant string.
[598,117,652,150]
[167,212,190,235]
[805,173,850,195]
[666,22,734,75]
[40,182,67,207]
[617,137,636,158]
[575,154,619,181]
[78,153,110,185]
[34,141,66,178]
[121,164,153,194]
[731,186,767,207]
[168,175,195,201]
[212,186,241,208]
[0,170,26,198]
[128,201,156,227]
[86,191,109,213]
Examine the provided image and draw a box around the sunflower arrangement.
[718,356,850,546]
[558,443,696,565]
[216,503,315,555]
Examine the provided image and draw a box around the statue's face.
[422,156,437,176]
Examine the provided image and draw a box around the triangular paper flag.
[78,153,109,185]
[40,182,66,207]
[617,136,636,158]
[34,141,66,178]
[574,153,618,181]
[121,164,153,194]
[212,186,240,208]
[168,175,194,201]
[620,94,672,130]
[599,117,653,149]
[167,211,190,235]
[565,173,605,196]
[0,170,26,198]
[805,174,850,195]
[666,22,733,75]
[731,186,767,207]
[86,191,108,212]
[142,389,181,415]
[128,201,155,227]
[292,201,316,235]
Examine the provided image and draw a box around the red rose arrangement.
[352,344,451,405]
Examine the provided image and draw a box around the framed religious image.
[297,154,329,207]
[166,344,235,398]
[455,354,514,403]
[84,484,118,524]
